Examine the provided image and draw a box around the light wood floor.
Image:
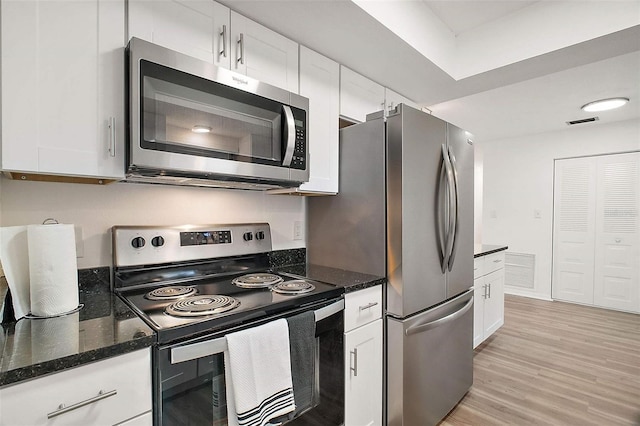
[441,294,640,425]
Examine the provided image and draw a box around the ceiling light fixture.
[191,125,212,133]
[581,97,629,112]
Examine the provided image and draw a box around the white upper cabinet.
[127,1,298,93]
[297,47,340,194]
[340,66,385,123]
[127,0,229,66]
[1,0,125,180]
[230,11,299,93]
[385,88,418,115]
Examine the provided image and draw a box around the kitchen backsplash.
[0,177,306,269]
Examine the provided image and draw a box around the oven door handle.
[170,299,345,364]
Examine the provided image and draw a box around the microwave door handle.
[282,105,296,167]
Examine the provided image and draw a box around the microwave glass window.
[142,76,281,162]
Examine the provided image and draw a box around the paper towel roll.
[27,224,79,317]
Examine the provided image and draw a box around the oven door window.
[158,352,229,425]
[140,60,284,166]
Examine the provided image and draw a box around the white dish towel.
[226,318,295,426]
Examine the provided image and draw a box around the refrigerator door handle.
[405,296,474,336]
[447,146,460,271]
[438,146,449,273]
[441,144,455,273]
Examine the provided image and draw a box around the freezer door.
[445,123,475,298]
[386,289,473,426]
[387,105,448,317]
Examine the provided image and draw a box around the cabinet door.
[340,66,385,123]
[593,152,640,312]
[0,349,151,426]
[345,319,383,426]
[298,47,340,194]
[1,0,125,179]
[128,0,222,64]
[115,411,152,426]
[483,269,504,337]
[473,276,485,348]
[230,11,298,93]
[384,87,417,115]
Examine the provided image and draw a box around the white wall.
[0,179,306,268]
[481,118,640,300]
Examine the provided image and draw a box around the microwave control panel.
[289,108,307,170]
[291,126,306,170]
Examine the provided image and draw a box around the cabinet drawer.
[484,252,505,275]
[473,257,484,279]
[0,349,152,426]
[344,285,382,332]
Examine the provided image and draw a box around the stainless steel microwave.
[126,37,309,189]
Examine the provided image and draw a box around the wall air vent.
[566,117,599,126]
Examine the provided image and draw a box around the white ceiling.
[424,0,539,35]
[222,0,640,143]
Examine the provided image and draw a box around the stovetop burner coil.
[145,286,197,300]
[271,280,315,295]
[165,295,240,317]
[232,273,284,288]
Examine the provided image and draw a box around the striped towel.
[226,319,295,426]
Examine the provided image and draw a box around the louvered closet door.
[552,157,597,304]
[594,152,640,312]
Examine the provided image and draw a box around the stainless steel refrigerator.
[308,104,474,425]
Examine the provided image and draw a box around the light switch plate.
[293,221,303,240]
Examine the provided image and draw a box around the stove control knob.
[255,231,265,241]
[131,236,146,249]
[151,236,165,247]
[243,232,253,241]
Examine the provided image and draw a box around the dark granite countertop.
[0,269,154,388]
[276,263,385,293]
[474,244,509,258]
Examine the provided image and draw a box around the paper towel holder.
[24,304,84,319]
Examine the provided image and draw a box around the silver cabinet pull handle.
[483,284,487,299]
[108,117,116,157]
[493,259,502,263]
[350,348,358,377]
[237,33,244,65]
[359,302,378,311]
[220,24,227,58]
[47,389,117,419]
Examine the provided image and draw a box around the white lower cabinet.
[343,286,382,426]
[473,252,505,348]
[345,319,383,426]
[0,349,152,426]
